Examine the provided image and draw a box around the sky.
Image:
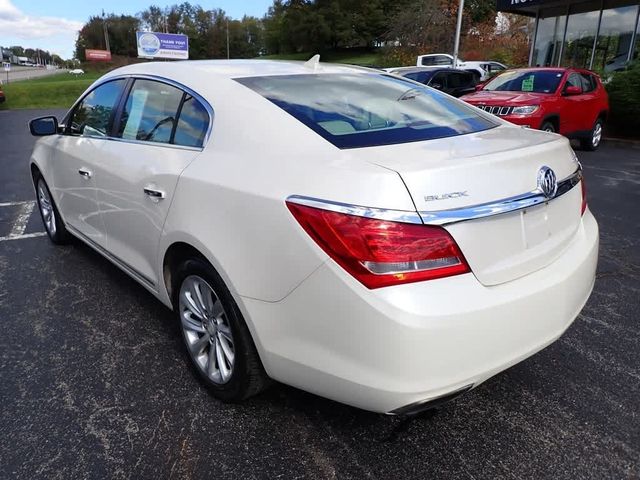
[0,0,274,59]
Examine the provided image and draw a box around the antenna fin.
[303,54,321,71]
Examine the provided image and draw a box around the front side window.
[483,70,564,94]
[236,73,497,149]
[69,79,126,137]
[118,79,183,144]
[565,73,582,91]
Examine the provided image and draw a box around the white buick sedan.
[29,60,598,414]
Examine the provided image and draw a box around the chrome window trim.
[286,166,582,227]
[286,195,424,225]
[63,73,214,150]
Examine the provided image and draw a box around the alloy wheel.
[37,179,56,237]
[592,122,602,148]
[179,275,235,384]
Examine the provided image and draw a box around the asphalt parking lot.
[0,109,638,479]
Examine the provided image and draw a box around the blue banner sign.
[136,32,189,60]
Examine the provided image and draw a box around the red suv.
[0,84,5,104]
[461,67,609,150]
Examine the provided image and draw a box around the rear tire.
[540,121,556,133]
[34,174,70,244]
[173,257,269,402]
[580,118,603,151]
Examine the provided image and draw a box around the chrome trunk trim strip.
[287,167,582,227]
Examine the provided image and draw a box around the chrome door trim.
[66,224,157,291]
[286,166,582,227]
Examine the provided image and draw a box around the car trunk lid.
[350,125,583,286]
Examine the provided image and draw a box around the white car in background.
[417,53,507,81]
[68,69,85,75]
[28,60,598,414]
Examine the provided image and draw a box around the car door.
[93,78,211,288]
[577,73,600,131]
[50,79,127,245]
[559,72,583,134]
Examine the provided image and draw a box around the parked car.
[28,60,598,414]
[461,67,609,151]
[416,54,508,81]
[388,67,477,97]
[69,69,85,75]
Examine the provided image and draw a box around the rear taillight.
[286,202,470,289]
[580,178,587,215]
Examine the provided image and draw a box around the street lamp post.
[452,0,465,67]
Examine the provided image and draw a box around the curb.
[603,137,640,149]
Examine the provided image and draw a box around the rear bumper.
[240,210,599,413]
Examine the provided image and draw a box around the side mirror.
[29,116,59,136]
[564,85,582,96]
[475,83,484,91]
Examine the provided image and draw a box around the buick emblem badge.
[537,166,557,199]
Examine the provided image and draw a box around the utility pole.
[102,10,110,52]
[452,0,464,67]
[226,18,230,59]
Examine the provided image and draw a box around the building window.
[593,5,639,73]
[533,15,566,67]
[561,10,600,68]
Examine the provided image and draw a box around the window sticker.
[521,75,535,92]
[122,89,149,139]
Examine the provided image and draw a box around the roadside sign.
[3,63,10,72]
[85,49,112,62]
[136,32,189,60]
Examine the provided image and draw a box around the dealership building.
[497,0,639,71]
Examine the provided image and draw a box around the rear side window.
[580,74,596,93]
[403,71,432,84]
[69,79,126,136]
[236,73,497,149]
[174,95,209,147]
[118,79,183,144]
[421,55,452,66]
[117,79,209,147]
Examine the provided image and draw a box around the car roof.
[104,59,371,81]
[504,66,596,75]
[390,67,462,74]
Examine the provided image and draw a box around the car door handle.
[143,187,166,199]
[78,168,92,179]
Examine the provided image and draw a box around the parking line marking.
[0,232,47,242]
[8,201,35,237]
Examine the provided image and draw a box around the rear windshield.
[236,73,497,149]
[483,70,564,94]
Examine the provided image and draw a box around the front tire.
[174,258,269,402]
[580,118,603,151]
[540,121,556,133]
[35,174,69,244]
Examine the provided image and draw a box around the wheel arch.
[160,238,271,372]
[541,114,560,132]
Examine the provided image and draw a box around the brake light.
[286,202,470,289]
[580,178,587,215]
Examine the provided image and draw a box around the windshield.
[483,70,564,94]
[236,73,497,149]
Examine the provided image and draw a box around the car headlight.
[511,105,539,115]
